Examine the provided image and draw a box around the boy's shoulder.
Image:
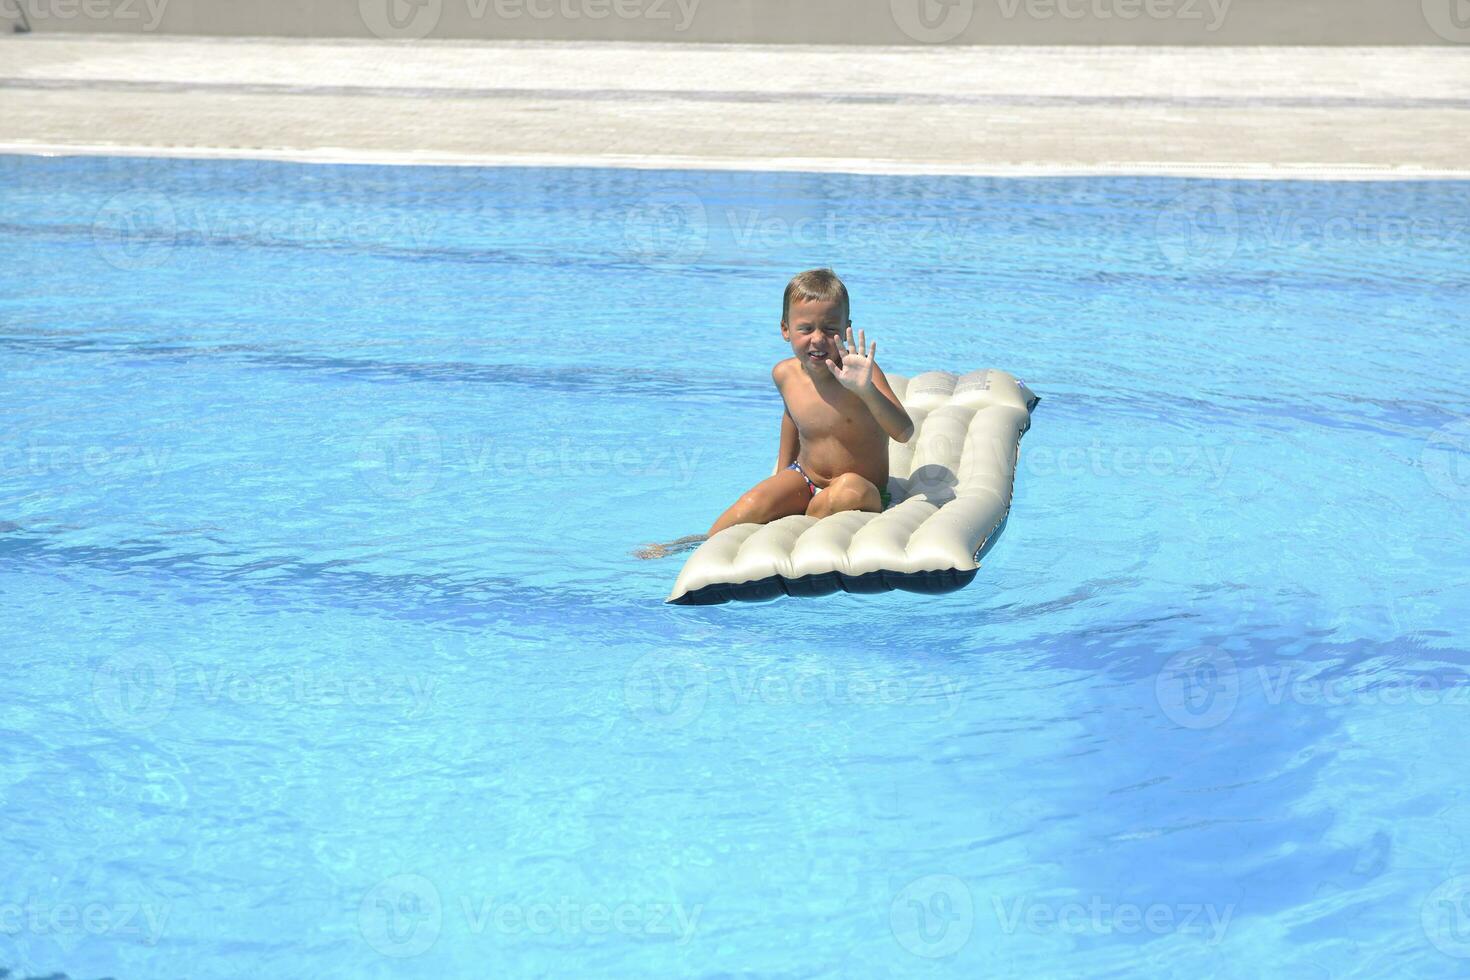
[771,357,800,386]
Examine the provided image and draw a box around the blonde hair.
[782,268,849,322]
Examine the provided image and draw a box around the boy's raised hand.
[825,326,877,393]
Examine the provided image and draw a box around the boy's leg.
[707,468,814,537]
[632,533,708,560]
[805,472,881,519]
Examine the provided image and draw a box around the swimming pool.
[2,153,1468,978]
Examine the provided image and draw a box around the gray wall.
[4,0,1465,44]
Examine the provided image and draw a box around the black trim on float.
[667,566,979,605]
[975,514,1008,563]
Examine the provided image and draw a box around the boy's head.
[782,268,849,324]
[781,269,851,372]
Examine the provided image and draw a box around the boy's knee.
[828,472,868,490]
[737,492,770,520]
[820,473,880,511]
[739,484,800,524]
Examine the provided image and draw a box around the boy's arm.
[772,364,799,475]
[861,363,915,443]
[774,409,799,475]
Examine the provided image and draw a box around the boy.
[639,269,913,558]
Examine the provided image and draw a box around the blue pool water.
[2,154,1468,978]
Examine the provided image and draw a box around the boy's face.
[782,296,851,373]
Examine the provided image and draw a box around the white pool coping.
[3,36,1468,179]
[6,141,1468,181]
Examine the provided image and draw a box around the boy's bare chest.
[787,386,870,437]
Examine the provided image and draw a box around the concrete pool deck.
[1,34,1468,178]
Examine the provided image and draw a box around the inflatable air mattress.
[667,369,1038,605]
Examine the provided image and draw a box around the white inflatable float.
[667,369,1038,605]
